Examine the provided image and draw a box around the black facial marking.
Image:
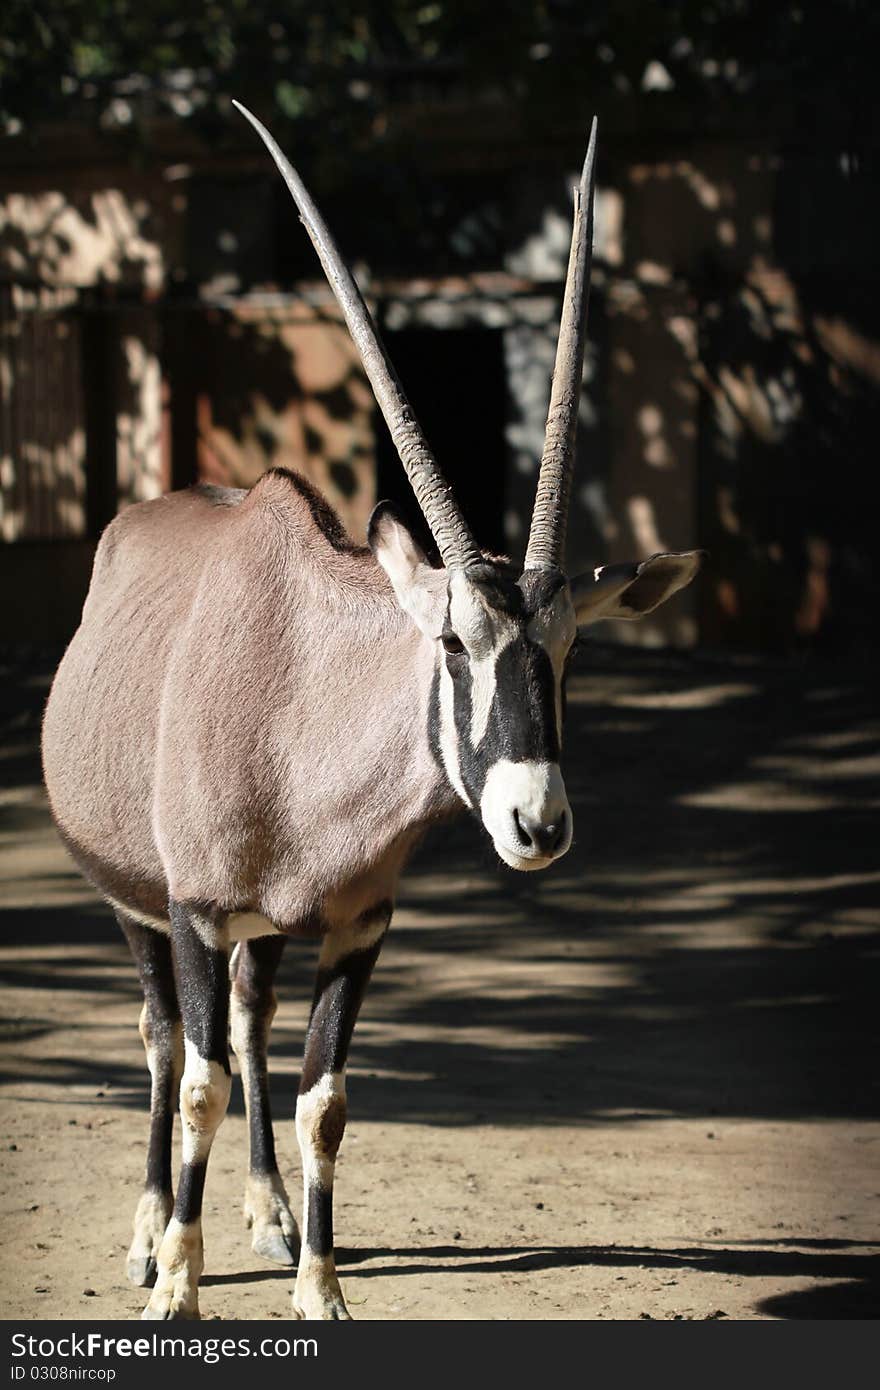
[427,664,442,771]
[451,649,481,797]
[444,569,561,811]
[170,900,231,1074]
[466,563,524,616]
[231,936,286,1177]
[444,648,469,679]
[490,639,560,763]
[517,567,568,611]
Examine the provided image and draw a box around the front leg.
[294,903,390,1320]
[230,936,300,1266]
[143,901,231,1321]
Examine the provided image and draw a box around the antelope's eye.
[441,633,465,656]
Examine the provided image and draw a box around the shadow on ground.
[2,644,878,1127]
[1,644,879,1318]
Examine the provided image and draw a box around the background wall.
[1,2,877,653]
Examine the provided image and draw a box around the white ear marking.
[368,503,446,638]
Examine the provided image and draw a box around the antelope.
[41,105,702,1321]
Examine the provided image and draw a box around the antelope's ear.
[368,501,447,638]
[570,551,704,626]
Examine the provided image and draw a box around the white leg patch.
[180,1040,231,1164]
[318,914,387,971]
[296,1071,345,1192]
[142,1218,203,1321]
[293,1072,351,1319]
[107,895,170,934]
[227,911,281,941]
[293,1252,351,1321]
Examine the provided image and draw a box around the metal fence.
[0,283,88,542]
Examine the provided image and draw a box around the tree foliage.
[1,1,876,156]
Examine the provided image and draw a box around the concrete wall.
[1,120,876,652]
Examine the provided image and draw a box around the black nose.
[513,810,567,857]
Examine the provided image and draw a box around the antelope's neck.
[358,617,461,830]
[259,610,462,927]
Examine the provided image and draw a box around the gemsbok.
[41,105,702,1320]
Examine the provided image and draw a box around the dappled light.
[0,0,877,1324]
[0,190,164,291]
[1,643,877,1317]
[2,108,877,650]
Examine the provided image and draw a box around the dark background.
[1,0,879,658]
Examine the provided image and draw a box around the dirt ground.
[1,642,878,1321]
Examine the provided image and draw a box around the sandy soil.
[1,644,878,1321]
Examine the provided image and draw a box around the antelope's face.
[436,565,576,870]
[370,504,702,873]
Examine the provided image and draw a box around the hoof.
[252,1227,299,1267]
[244,1173,299,1268]
[141,1303,200,1321]
[142,1278,201,1320]
[126,1255,158,1288]
[292,1264,351,1320]
[292,1298,351,1320]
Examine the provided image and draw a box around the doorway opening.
[374,327,508,560]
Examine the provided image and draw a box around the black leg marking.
[294,903,390,1320]
[300,905,390,1093]
[118,914,182,1288]
[142,900,232,1321]
[170,901,231,1072]
[175,1161,208,1226]
[230,937,300,1267]
[230,936,286,1175]
[306,1187,334,1259]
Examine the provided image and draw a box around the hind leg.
[143,900,232,1320]
[230,937,300,1266]
[118,914,183,1288]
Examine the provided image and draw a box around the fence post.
[82,289,118,538]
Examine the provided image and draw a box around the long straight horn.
[524,118,598,572]
[233,101,481,570]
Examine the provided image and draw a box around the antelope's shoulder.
[88,483,240,593]
[246,468,368,556]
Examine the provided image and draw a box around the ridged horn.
[524,118,598,572]
[233,100,482,570]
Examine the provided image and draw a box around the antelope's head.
[237,105,702,872]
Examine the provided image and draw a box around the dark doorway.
[374,328,507,560]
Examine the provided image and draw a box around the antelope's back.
[41,485,250,913]
[41,470,402,920]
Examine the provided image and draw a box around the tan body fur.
[43,470,455,935]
